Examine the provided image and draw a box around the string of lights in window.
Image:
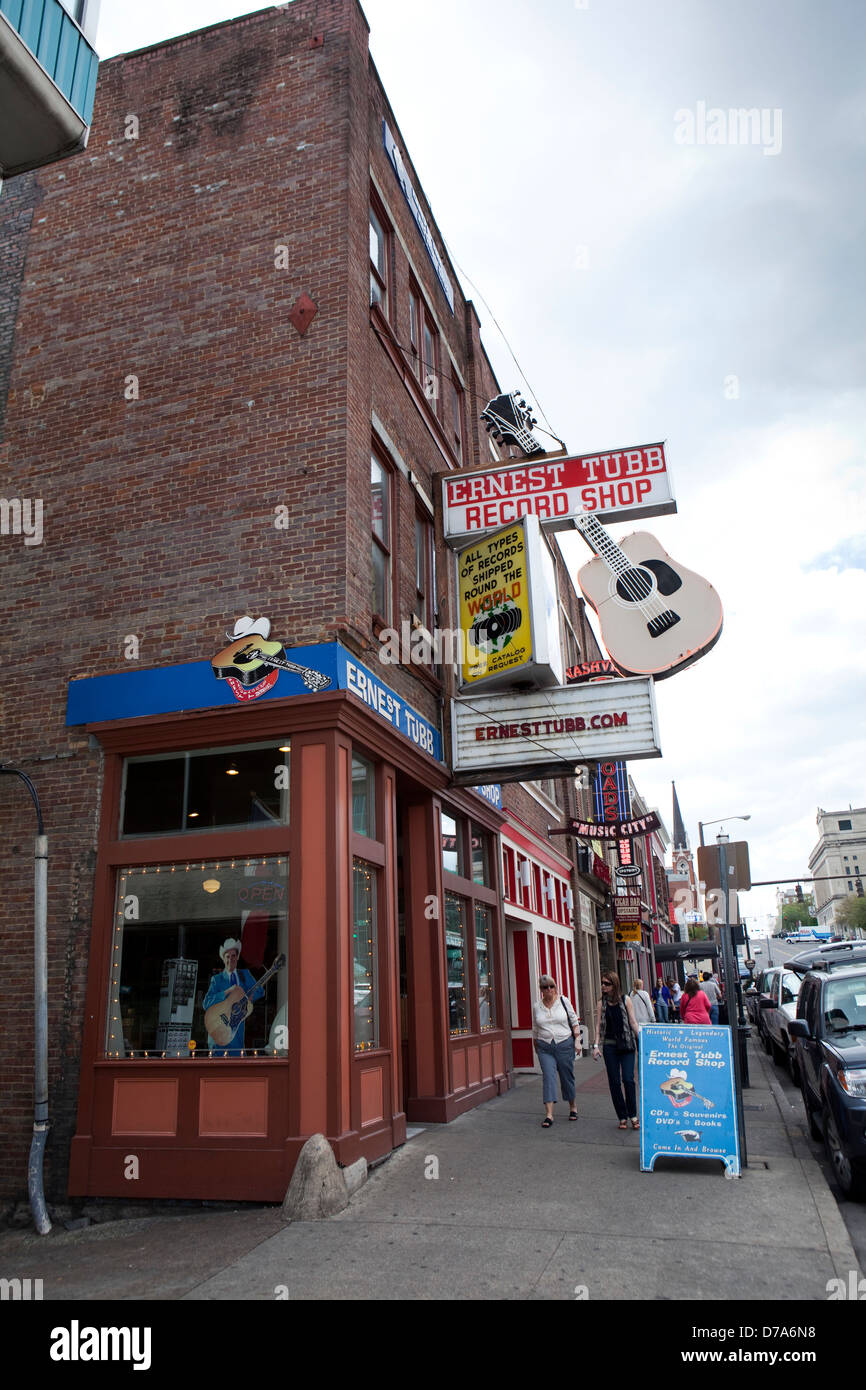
[353,861,377,1053]
[107,857,287,1061]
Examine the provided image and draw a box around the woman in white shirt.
[532,974,581,1127]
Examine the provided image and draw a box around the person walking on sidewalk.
[630,978,655,1030]
[679,977,712,1025]
[592,973,640,1130]
[653,978,671,1022]
[699,971,723,1025]
[670,979,683,1021]
[532,975,581,1127]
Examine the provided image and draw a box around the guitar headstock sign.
[212,616,331,703]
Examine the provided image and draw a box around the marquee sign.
[440,441,676,546]
[550,810,662,841]
[450,676,660,784]
[594,759,631,824]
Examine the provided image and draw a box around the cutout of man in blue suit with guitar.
[202,938,264,1057]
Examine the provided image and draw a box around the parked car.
[746,966,775,1028]
[758,967,803,1080]
[790,965,866,1200]
[787,941,866,976]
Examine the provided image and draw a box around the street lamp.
[698,814,750,847]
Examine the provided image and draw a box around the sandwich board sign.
[639,1024,740,1178]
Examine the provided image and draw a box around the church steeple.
[671,781,688,851]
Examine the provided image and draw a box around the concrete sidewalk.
[1,1035,861,1301]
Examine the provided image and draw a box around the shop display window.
[120,740,290,837]
[352,754,376,838]
[445,893,469,1035]
[475,905,496,1031]
[353,860,379,1051]
[106,856,289,1059]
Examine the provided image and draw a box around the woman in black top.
[592,972,641,1129]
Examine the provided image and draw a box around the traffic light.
[795,883,804,903]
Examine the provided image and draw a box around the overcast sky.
[95,1,866,930]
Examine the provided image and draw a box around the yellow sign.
[614,922,642,944]
[457,520,533,685]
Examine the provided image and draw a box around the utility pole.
[718,837,748,1167]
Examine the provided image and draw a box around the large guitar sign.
[574,512,723,680]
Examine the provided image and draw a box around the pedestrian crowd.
[532,969,725,1128]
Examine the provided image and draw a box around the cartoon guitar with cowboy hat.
[212,615,331,702]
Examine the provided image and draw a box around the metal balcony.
[0,0,99,177]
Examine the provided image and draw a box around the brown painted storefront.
[68,689,508,1202]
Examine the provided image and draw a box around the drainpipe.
[0,767,51,1234]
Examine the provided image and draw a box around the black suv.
[790,965,866,1200]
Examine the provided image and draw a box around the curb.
[753,1040,864,1282]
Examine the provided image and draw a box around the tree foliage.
[836,894,866,933]
[775,899,817,934]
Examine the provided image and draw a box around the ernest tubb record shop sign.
[440,441,675,546]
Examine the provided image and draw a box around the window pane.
[371,455,388,544]
[353,860,379,1051]
[475,904,496,1031]
[445,893,469,1035]
[415,515,429,628]
[352,754,376,838]
[441,812,465,876]
[471,824,488,886]
[371,541,388,620]
[107,857,289,1058]
[369,208,385,276]
[121,742,290,837]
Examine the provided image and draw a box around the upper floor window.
[839,819,853,830]
[369,203,390,317]
[120,741,290,837]
[414,512,433,632]
[441,812,466,877]
[447,374,465,461]
[409,282,440,415]
[371,451,392,622]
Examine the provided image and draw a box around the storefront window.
[120,741,290,837]
[352,754,376,838]
[445,893,469,1035]
[475,905,496,1031]
[353,860,379,1051]
[106,857,289,1058]
[441,812,466,877]
[471,823,489,886]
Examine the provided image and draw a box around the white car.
[758,967,803,1079]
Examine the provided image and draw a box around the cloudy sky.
[95,1,866,930]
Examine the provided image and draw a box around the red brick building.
[0,0,607,1208]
